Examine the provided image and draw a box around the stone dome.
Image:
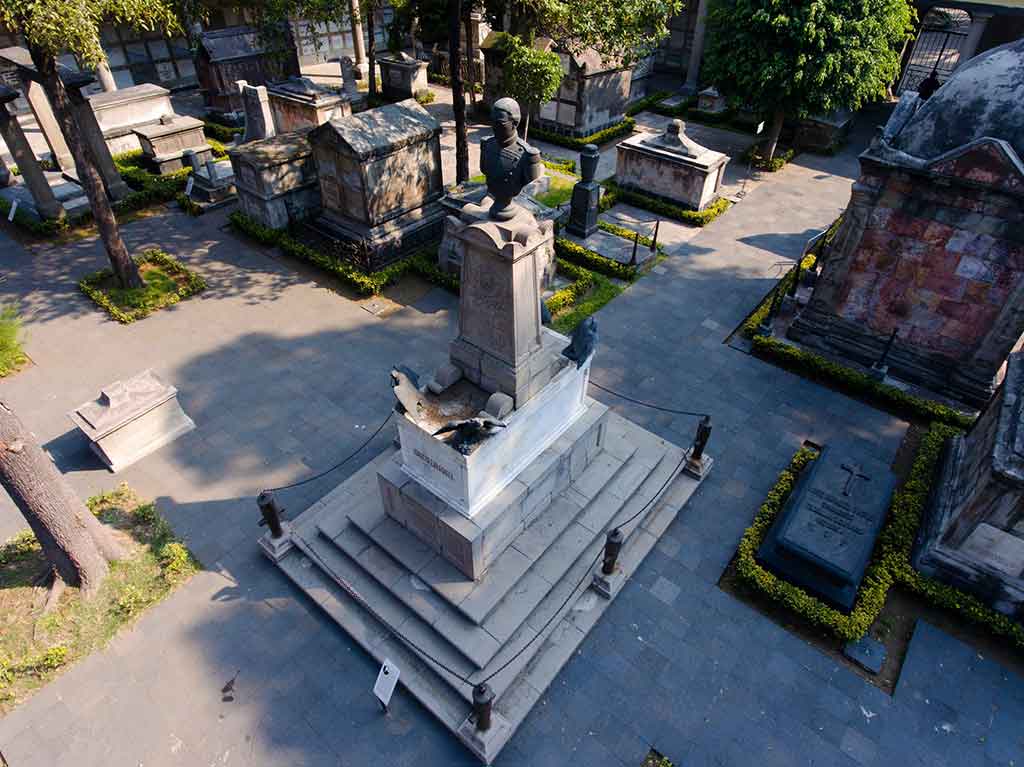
[893,38,1024,161]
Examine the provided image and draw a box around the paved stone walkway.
[0,105,1021,767]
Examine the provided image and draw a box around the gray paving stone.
[649,575,681,606]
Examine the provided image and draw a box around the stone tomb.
[182,150,236,208]
[308,99,445,269]
[616,119,728,211]
[377,52,430,102]
[133,114,211,175]
[89,83,174,156]
[758,446,896,611]
[68,369,195,473]
[229,130,320,230]
[264,97,712,764]
[267,77,351,133]
[913,352,1024,618]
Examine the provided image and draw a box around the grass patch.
[78,249,206,324]
[415,89,436,105]
[0,484,199,713]
[535,174,576,208]
[599,179,730,227]
[0,304,27,377]
[735,425,1024,649]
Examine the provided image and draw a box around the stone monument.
[567,143,601,237]
[696,86,727,115]
[67,369,195,473]
[788,39,1024,407]
[133,114,211,175]
[239,81,276,143]
[757,445,896,611]
[913,352,1024,619]
[377,51,430,101]
[340,56,361,100]
[263,96,712,764]
[267,77,352,133]
[182,150,236,208]
[88,83,175,155]
[615,120,729,210]
[307,99,445,269]
[229,130,320,230]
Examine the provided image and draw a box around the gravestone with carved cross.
[757,445,897,611]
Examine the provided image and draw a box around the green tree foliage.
[502,35,563,139]
[536,0,683,64]
[703,0,914,159]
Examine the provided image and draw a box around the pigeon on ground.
[390,366,423,418]
[433,416,507,455]
[562,316,598,368]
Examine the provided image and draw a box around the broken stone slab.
[843,635,886,674]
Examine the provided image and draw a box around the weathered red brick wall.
[833,154,1024,362]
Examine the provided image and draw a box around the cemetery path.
[0,108,1021,767]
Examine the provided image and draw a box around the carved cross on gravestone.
[840,462,871,498]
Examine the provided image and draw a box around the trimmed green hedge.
[203,121,242,143]
[596,219,663,253]
[546,258,594,315]
[530,117,635,150]
[742,143,797,172]
[625,91,672,117]
[78,249,206,324]
[175,193,204,217]
[738,425,1024,650]
[742,253,818,338]
[752,336,974,430]
[542,157,577,176]
[554,237,638,281]
[599,180,730,227]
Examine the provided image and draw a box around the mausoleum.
[789,39,1024,407]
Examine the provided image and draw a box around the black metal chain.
[261,410,394,494]
[588,379,710,418]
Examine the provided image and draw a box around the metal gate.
[898,7,971,93]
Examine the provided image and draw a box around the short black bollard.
[650,220,660,253]
[691,415,712,461]
[602,528,624,576]
[257,490,285,539]
[630,231,640,266]
[473,683,495,732]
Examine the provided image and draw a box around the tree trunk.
[521,109,530,141]
[0,401,125,599]
[463,7,477,110]
[449,0,469,183]
[764,108,786,162]
[367,5,378,98]
[27,44,143,290]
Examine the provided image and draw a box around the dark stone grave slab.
[843,635,887,674]
[758,445,896,612]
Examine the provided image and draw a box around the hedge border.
[741,143,798,172]
[203,121,242,144]
[736,425,1024,650]
[78,249,206,324]
[530,117,636,151]
[599,180,730,227]
[554,237,638,281]
[741,253,818,338]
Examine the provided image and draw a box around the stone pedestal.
[568,143,601,238]
[267,77,351,133]
[913,353,1024,618]
[378,53,429,101]
[697,86,727,114]
[448,207,556,408]
[615,120,728,211]
[134,115,211,175]
[67,369,195,473]
[229,130,320,230]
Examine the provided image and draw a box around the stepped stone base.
[266,402,710,763]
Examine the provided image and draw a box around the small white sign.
[756,121,765,135]
[7,200,17,222]
[184,177,194,196]
[373,659,400,709]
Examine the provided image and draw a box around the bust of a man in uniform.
[479,97,542,221]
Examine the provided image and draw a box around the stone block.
[842,635,886,674]
[133,115,211,174]
[483,392,513,419]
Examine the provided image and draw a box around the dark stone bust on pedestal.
[479,97,542,221]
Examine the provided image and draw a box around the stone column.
[349,0,368,77]
[683,0,708,94]
[18,75,74,172]
[0,87,63,219]
[96,61,117,93]
[957,12,993,67]
[63,72,131,200]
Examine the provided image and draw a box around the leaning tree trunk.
[764,108,786,163]
[27,44,143,290]
[0,402,126,599]
[521,107,531,141]
[367,5,378,98]
[449,0,469,183]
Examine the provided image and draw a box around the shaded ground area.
[0,99,1020,767]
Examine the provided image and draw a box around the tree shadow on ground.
[738,227,827,259]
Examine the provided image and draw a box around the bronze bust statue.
[479,97,542,221]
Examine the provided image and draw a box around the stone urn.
[579,143,600,182]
